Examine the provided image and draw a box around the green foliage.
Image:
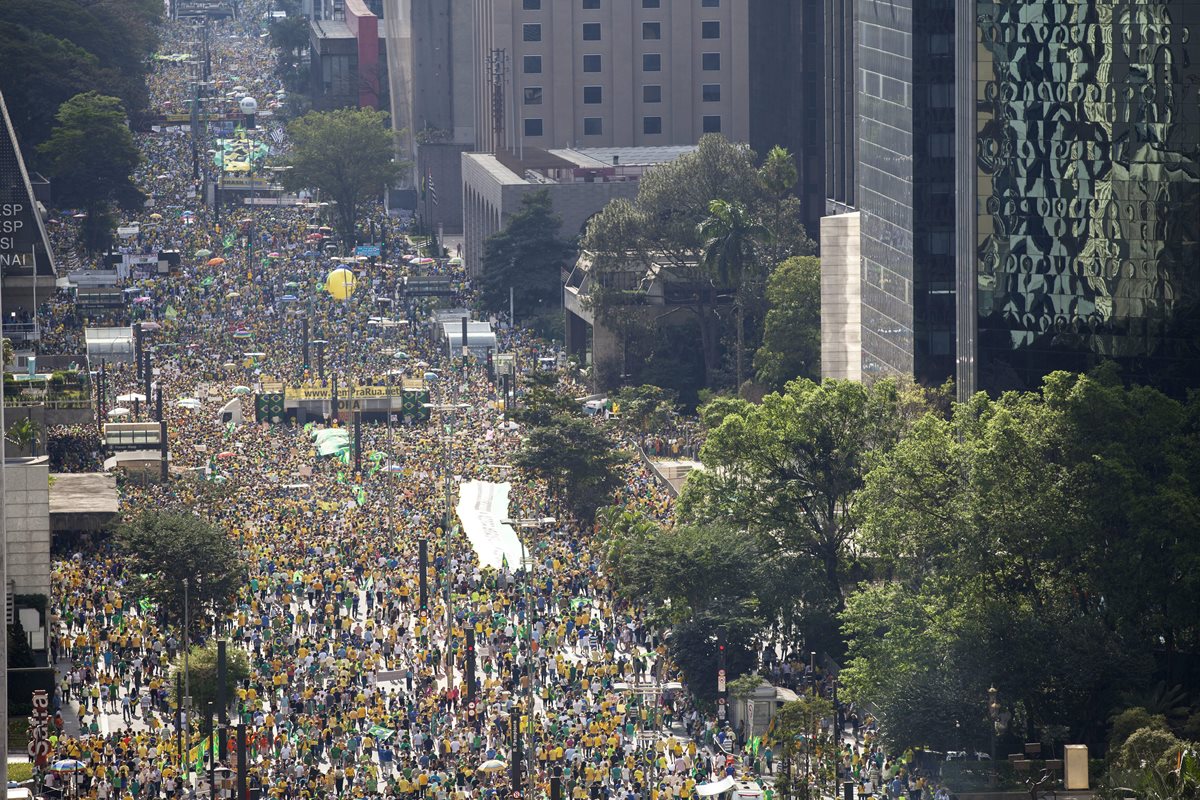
[282,109,403,250]
[169,641,250,714]
[269,16,310,90]
[0,0,159,150]
[512,413,627,523]
[1114,727,1187,773]
[680,378,910,655]
[510,378,579,429]
[842,371,1200,753]
[754,256,821,390]
[601,510,770,699]
[612,385,677,433]
[769,696,838,800]
[1110,708,1169,752]
[8,614,36,668]
[116,512,245,631]
[2,338,12,367]
[38,92,143,252]
[479,190,574,320]
[6,416,42,455]
[759,145,798,198]
[583,135,814,390]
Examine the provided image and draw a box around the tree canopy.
[512,412,627,523]
[38,92,143,252]
[754,256,821,390]
[281,108,402,250]
[479,190,573,323]
[116,511,244,631]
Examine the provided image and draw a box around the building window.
[582,54,602,72]
[582,22,601,40]
[643,116,662,135]
[701,0,719,6]
[524,118,543,137]
[643,0,659,6]
[702,83,720,102]
[702,20,720,39]
[643,53,661,72]
[582,0,600,7]
[522,0,540,8]
[643,84,661,103]
[702,115,721,133]
[583,85,602,104]
[929,83,952,108]
[642,22,661,40]
[584,117,603,136]
[523,23,541,42]
[930,133,953,158]
[523,55,542,73]
[702,52,720,70]
[524,87,543,105]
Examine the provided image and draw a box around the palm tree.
[6,416,42,456]
[698,199,770,390]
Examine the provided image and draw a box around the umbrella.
[233,331,253,339]
[216,451,236,459]
[448,257,463,266]
[149,213,163,220]
[223,362,238,369]
[207,257,226,266]
[423,371,439,382]
[415,360,430,368]
[231,386,252,395]
[107,408,131,418]
[413,257,436,265]
[117,393,147,403]
[133,296,153,304]
[477,760,507,773]
[267,252,281,258]
[392,351,409,360]
[51,759,87,773]
[226,291,241,299]
[139,321,162,331]
[280,294,298,302]
[196,249,213,258]
[284,281,300,288]
[177,398,203,410]
[243,352,266,358]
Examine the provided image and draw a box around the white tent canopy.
[696,778,736,797]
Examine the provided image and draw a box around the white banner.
[455,480,524,571]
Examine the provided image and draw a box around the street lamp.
[424,401,472,680]
[502,515,557,800]
[988,686,1001,787]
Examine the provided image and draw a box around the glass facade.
[858,0,956,385]
[968,1,1200,396]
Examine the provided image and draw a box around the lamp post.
[988,686,1001,787]
[424,401,472,681]
[502,516,557,800]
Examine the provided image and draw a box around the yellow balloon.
[325,267,357,300]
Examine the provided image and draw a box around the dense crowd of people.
[21,5,915,800]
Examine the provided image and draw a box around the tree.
[601,511,769,699]
[679,379,909,646]
[2,338,13,368]
[269,15,310,91]
[512,413,627,522]
[612,384,676,433]
[38,92,143,252]
[584,135,812,390]
[169,641,250,715]
[5,416,42,456]
[281,108,402,250]
[768,696,837,800]
[698,199,771,391]
[116,512,244,632]
[479,190,574,322]
[753,256,821,390]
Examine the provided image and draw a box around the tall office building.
[822,0,957,385]
[472,0,750,153]
[956,2,1200,398]
[747,0,825,237]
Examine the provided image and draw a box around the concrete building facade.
[471,0,750,154]
[4,457,52,599]
[461,145,693,277]
[819,211,862,381]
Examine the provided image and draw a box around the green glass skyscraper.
[956,1,1200,398]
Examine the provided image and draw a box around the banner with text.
[455,480,524,571]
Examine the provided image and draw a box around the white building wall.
[820,211,862,381]
[4,457,52,598]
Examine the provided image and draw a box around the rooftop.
[468,145,695,186]
[549,146,696,168]
[49,473,120,531]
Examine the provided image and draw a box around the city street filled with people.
[25,4,902,800]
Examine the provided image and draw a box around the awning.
[696,777,736,797]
